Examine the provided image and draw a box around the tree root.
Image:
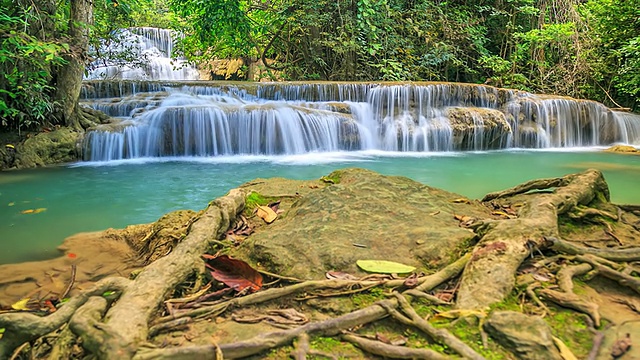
[135,299,395,359]
[457,169,613,309]
[0,277,131,358]
[383,293,486,360]
[2,171,638,359]
[342,333,454,359]
[548,237,640,262]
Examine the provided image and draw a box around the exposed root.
[549,237,640,262]
[342,333,454,359]
[457,170,614,309]
[0,277,131,358]
[383,293,486,360]
[135,299,395,359]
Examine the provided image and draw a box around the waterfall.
[79,25,640,162]
[85,27,199,81]
[80,81,640,161]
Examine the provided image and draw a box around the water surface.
[1,149,639,264]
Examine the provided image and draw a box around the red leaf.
[202,254,263,293]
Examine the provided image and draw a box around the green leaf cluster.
[0,4,67,131]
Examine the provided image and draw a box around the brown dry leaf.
[256,205,277,224]
[435,292,454,302]
[266,309,308,325]
[375,333,391,344]
[403,273,419,288]
[326,271,358,280]
[391,337,408,346]
[232,313,266,324]
[492,210,514,219]
[611,333,632,358]
[308,184,319,189]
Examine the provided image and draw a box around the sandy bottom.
[0,230,140,307]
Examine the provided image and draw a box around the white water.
[80,29,640,161]
[85,27,199,81]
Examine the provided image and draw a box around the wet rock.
[604,145,640,154]
[15,127,82,168]
[484,310,563,360]
[446,107,512,150]
[234,168,490,279]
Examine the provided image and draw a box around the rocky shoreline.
[1,168,639,359]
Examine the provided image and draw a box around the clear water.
[1,149,639,265]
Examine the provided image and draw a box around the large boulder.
[234,168,491,279]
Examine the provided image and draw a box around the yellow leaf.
[256,205,277,224]
[11,297,30,311]
[451,198,471,204]
[553,336,578,360]
[356,260,415,274]
[21,209,34,214]
[8,202,14,206]
[33,208,47,214]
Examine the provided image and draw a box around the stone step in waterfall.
[80,81,640,161]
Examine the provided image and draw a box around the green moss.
[546,307,593,358]
[558,215,581,235]
[307,336,361,359]
[489,292,522,312]
[244,191,274,216]
[350,287,387,308]
[320,170,344,184]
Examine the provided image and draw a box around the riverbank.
[0,168,639,359]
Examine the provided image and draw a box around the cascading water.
[85,27,199,81]
[80,29,640,161]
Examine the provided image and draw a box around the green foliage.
[0,4,67,131]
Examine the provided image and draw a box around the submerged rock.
[234,168,491,279]
[604,144,640,154]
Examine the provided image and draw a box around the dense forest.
[1,0,639,132]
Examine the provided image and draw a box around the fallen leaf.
[67,253,77,259]
[429,210,440,216]
[326,271,358,280]
[403,273,419,288]
[7,202,14,207]
[11,297,31,311]
[611,333,632,358]
[376,333,391,344]
[33,208,47,214]
[20,209,34,214]
[268,201,281,213]
[202,254,263,293]
[451,198,471,204]
[356,260,415,274]
[256,205,277,224]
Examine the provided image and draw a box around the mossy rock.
[233,168,491,279]
[15,127,82,168]
[604,144,640,154]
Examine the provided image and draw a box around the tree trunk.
[55,0,93,129]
